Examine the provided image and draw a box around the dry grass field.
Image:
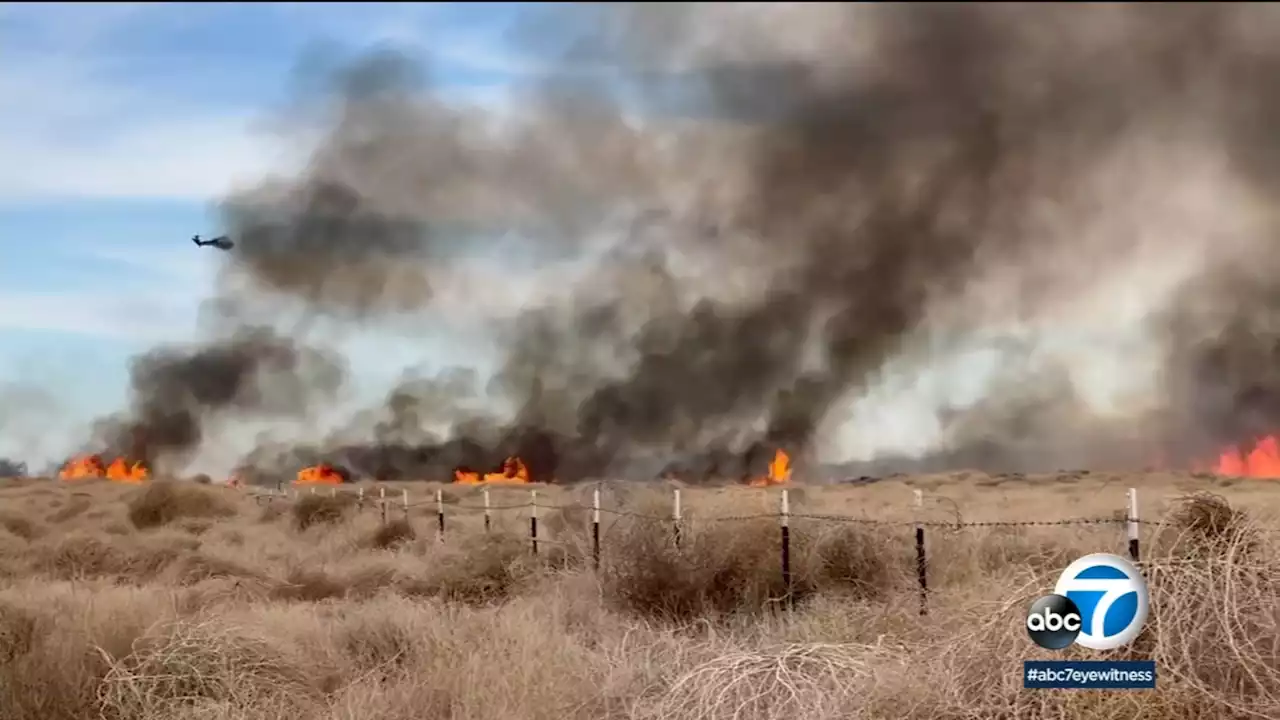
[0,471,1278,720]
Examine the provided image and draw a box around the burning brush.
[1198,435,1280,479]
[748,449,792,487]
[453,456,532,485]
[58,454,149,483]
[294,463,347,485]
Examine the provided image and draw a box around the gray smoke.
[0,458,27,477]
[74,4,1280,479]
[87,327,344,472]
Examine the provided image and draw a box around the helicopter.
[191,234,234,251]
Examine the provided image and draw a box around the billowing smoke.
[69,4,1280,481]
[87,327,344,472]
[0,458,27,477]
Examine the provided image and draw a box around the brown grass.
[292,492,356,531]
[126,481,237,530]
[0,472,1277,719]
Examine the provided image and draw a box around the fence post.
[483,488,492,533]
[530,489,539,555]
[330,487,336,498]
[592,487,601,571]
[1127,487,1140,563]
[436,488,445,542]
[379,486,387,526]
[357,486,364,510]
[914,489,928,616]
[310,486,316,496]
[673,488,683,548]
[401,489,409,522]
[780,488,793,611]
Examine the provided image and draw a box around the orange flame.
[295,464,344,485]
[453,456,531,484]
[59,454,147,482]
[748,449,792,487]
[59,455,105,480]
[1204,435,1280,479]
[105,458,149,483]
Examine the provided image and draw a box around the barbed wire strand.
[250,491,1205,529]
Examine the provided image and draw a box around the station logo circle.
[1052,552,1148,651]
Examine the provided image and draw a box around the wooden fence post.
[780,488,792,611]
[436,489,445,542]
[673,488,683,548]
[530,489,539,555]
[401,489,409,522]
[357,486,364,510]
[330,487,336,498]
[914,489,928,616]
[379,487,387,526]
[310,486,316,496]
[483,488,491,533]
[1127,487,1141,563]
[592,488,601,571]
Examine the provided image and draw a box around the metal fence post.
[1127,487,1141,563]
[914,489,928,616]
[673,488,683,548]
[592,487,601,571]
[781,489,792,611]
[530,489,539,555]
[437,488,446,542]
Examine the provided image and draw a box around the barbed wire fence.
[248,482,1197,616]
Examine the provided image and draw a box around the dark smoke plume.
[82,4,1280,481]
[0,458,27,477]
[89,327,344,472]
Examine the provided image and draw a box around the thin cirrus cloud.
[0,3,532,205]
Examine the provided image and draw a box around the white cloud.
[0,48,296,202]
[0,240,218,340]
[0,288,203,342]
[0,111,287,203]
[0,4,306,204]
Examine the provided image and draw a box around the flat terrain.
[0,471,1277,720]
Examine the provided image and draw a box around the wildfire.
[58,454,148,482]
[106,458,149,483]
[748,449,792,487]
[295,464,345,485]
[1204,435,1280,479]
[453,456,531,484]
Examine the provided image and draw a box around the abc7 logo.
[1026,594,1083,649]
[1026,552,1149,651]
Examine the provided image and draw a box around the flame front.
[59,455,105,480]
[105,458,149,482]
[59,454,147,482]
[1207,435,1280,479]
[748,450,791,487]
[453,456,531,484]
[295,464,344,485]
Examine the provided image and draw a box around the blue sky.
[0,3,569,464]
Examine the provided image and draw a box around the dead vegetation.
[0,473,1276,720]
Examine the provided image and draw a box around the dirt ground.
[0,471,1277,720]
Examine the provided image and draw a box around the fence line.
[252,483,1206,615]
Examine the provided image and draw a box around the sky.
[0,2,562,463]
